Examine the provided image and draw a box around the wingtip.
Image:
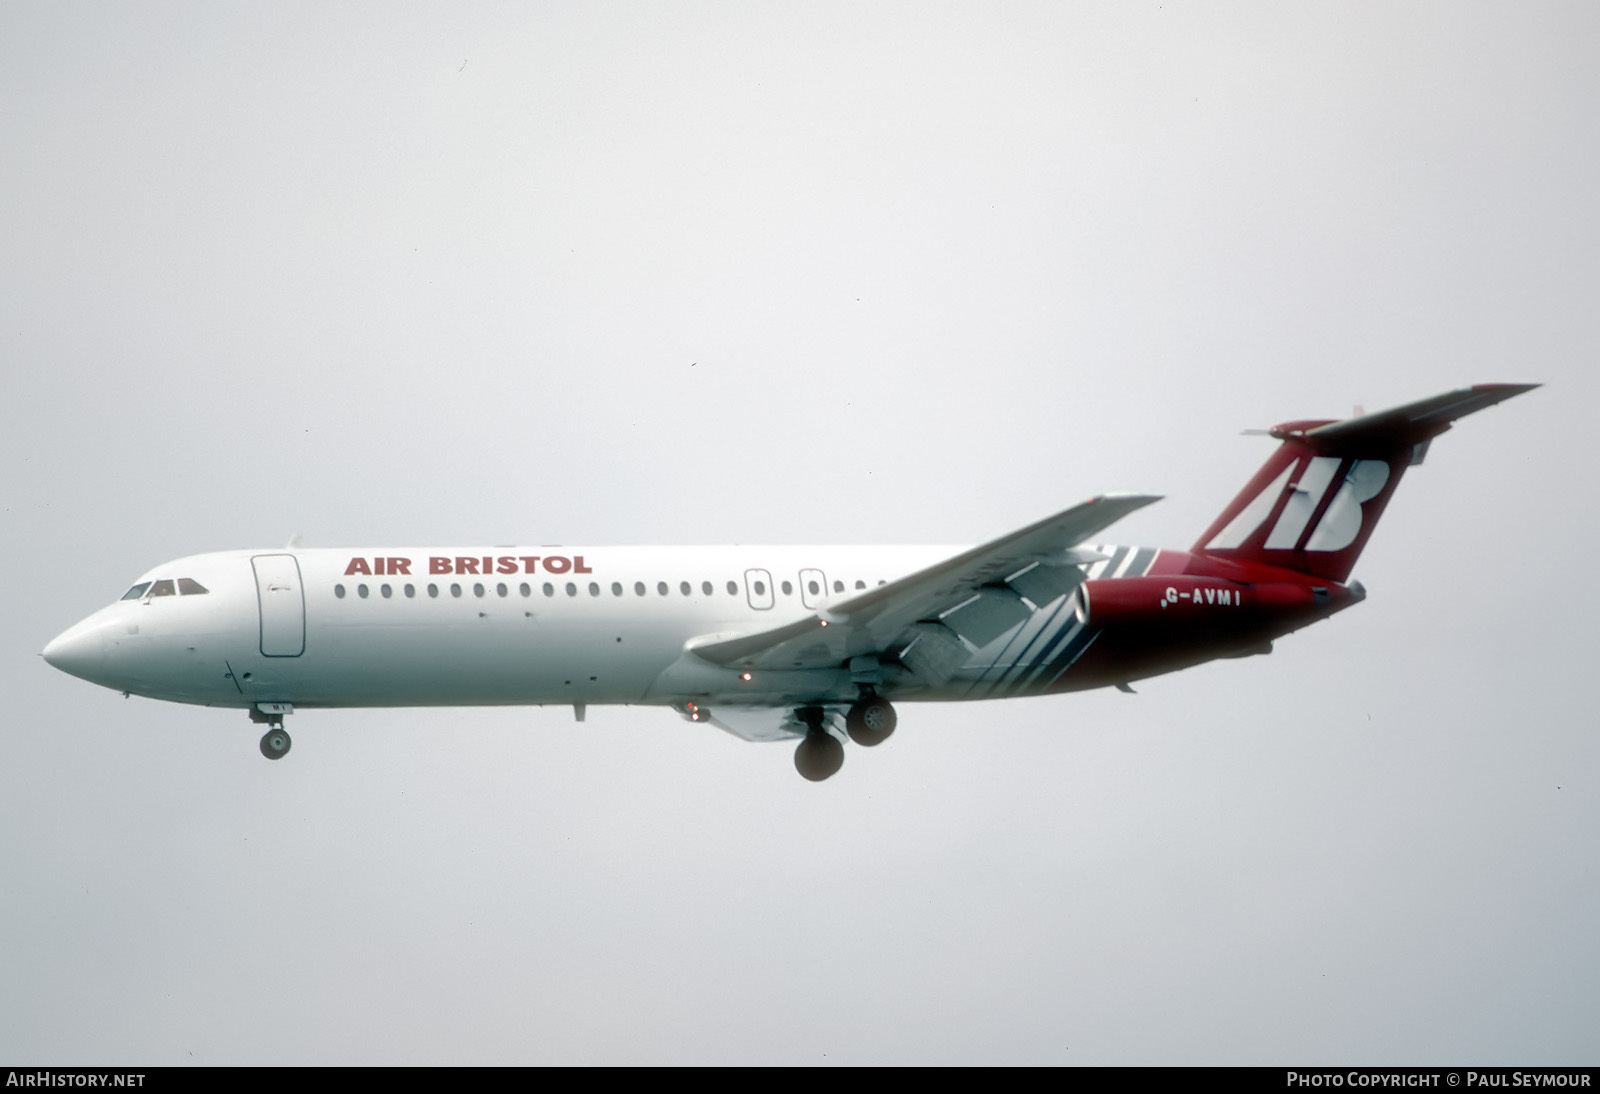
[1446,381,1542,417]
[1465,381,1542,403]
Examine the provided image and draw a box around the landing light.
[741,672,752,681]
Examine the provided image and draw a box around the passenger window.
[680,581,691,596]
[148,579,177,598]
[178,578,209,595]
[428,584,439,598]
[635,581,647,596]
[520,583,531,597]
[833,580,843,593]
[334,584,346,599]
[474,583,485,597]
[702,581,713,596]
[726,580,737,595]
[543,583,555,597]
[358,584,369,598]
[588,582,600,597]
[381,584,392,598]
[451,583,462,598]
[120,583,152,601]
[657,582,669,596]
[566,583,578,597]
[405,584,416,598]
[807,580,820,595]
[855,580,866,589]
[497,583,508,597]
[780,581,793,596]
[753,581,766,596]
[612,582,623,597]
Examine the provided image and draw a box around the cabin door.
[252,554,306,656]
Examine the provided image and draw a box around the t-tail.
[1193,384,1538,583]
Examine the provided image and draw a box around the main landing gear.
[793,708,845,782]
[792,696,898,782]
[250,705,293,761]
[846,695,897,747]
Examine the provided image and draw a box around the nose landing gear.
[250,703,294,761]
[259,726,292,760]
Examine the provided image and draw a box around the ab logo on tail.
[1206,457,1390,554]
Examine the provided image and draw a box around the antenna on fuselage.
[285,534,303,549]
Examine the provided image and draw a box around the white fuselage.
[44,539,1173,722]
[44,545,961,711]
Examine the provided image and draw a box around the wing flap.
[940,587,1034,648]
[1005,559,1092,607]
[896,622,971,686]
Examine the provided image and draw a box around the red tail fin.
[1194,384,1537,583]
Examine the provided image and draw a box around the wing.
[687,494,1160,682]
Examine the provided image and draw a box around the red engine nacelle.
[1077,575,1349,630]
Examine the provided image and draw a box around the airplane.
[42,384,1534,781]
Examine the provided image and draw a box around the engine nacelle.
[1078,575,1349,629]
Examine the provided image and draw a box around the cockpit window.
[147,579,177,598]
[177,578,209,595]
[120,582,151,601]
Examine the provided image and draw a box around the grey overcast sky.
[3,2,1595,1065]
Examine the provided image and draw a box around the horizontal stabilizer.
[1279,383,1540,456]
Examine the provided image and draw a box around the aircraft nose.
[42,623,108,682]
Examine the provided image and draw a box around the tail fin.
[1194,384,1537,582]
